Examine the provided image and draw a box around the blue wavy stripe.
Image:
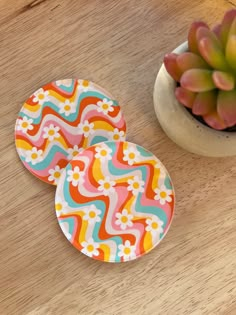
[21,145,67,170]
[59,217,75,237]
[19,91,119,124]
[91,136,108,146]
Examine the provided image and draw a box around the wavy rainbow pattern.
[15,79,126,185]
[55,141,175,263]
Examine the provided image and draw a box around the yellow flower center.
[133,182,139,189]
[100,149,107,156]
[113,134,120,140]
[48,129,55,136]
[83,126,90,132]
[31,153,38,159]
[124,247,131,255]
[89,211,96,218]
[121,216,128,223]
[73,173,80,180]
[129,152,135,159]
[38,93,45,100]
[64,105,71,111]
[151,222,158,230]
[160,191,167,198]
[56,203,62,211]
[87,244,94,252]
[104,182,111,189]
[72,150,78,157]
[102,104,109,110]
[82,80,89,87]
[22,122,28,128]
[54,171,61,178]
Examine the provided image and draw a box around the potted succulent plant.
[153,9,236,157]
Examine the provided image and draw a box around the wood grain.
[0,0,236,314]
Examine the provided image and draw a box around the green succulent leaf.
[203,111,227,130]
[225,35,236,71]
[212,71,234,91]
[198,36,229,71]
[220,9,236,48]
[176,52,209,72]
[164,53,182,82]
[192,91,216,115]
[188,21,209,54]
[180,69,215,92]
[217,90,236,127]
[175,87,196,108]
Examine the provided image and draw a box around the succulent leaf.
[175,87,196,108]
[220,9,236,48]
[192,91,216,115]
[212,24,222,39]
[217,90,236,127]
[212,71,234,91]
[176,52,209,72]
[225,35,236,71]
[203,111,227,130]
[164,53,182,82]
[188,21,209,54]
[180,69,215,92]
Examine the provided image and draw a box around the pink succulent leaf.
[220,9,236,48]
[196,27,222,48]
[212,71,234,91]
[175,87,196,108]
[217,90,236,127]
[203,111,227,130]
[212,24,222,39]
[225,35,236,71]
[192,91,216,115]
[180,69,215,92]
[164,53,182,82]
[198,37,229,71]
[176,52,209,72]
[188,21,209,54]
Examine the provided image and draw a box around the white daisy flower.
[78,120,94,138]
[67,166,85,186]
[97,98,114,115]
[118,240,136,261]
[60,222,72,241]
[43,124,60,142]
[145,217,164,237]
[81,238,99,257]
[123,146,140,165]
[55,196,68,217]
[59,100,76,116]
[77,79,92,92]
[25,147,43,165]
[98,176,116,196]
[127,176,145,196]
[16,116,33,134]
[108,128,125,141]
[154,185,172,205]
[32,88,49,105]
[83,205,102,224]
[67,145,83,160]
[56,79,72,87]
[48,165,63,185]
[115,209,133,230]
[95,145,112,161]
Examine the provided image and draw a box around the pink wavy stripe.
[23,151,67,176]
[82,108,125,129]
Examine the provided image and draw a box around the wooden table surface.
[1,0,236,314]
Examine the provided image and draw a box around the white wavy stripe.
[19,139,68,160]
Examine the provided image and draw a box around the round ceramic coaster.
[15,79,126,185]
[55,141,175,263]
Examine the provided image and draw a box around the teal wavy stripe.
[21,145,67,170]
[91,136,108,145]
[19,91,119,124]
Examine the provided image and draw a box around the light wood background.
[0,0,236,314]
